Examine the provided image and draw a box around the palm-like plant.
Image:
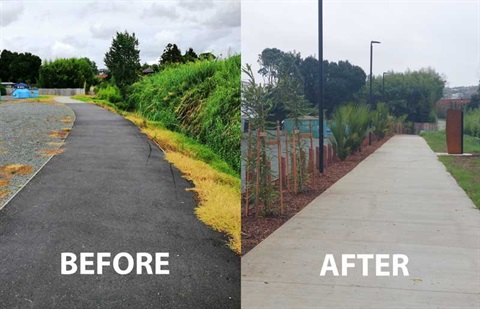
[346,104,371,153]
[372,102,390,140]
[330,103,371,160]
[329,106,350,160]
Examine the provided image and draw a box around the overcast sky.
[0,0,240,68]
[242,0,480,87]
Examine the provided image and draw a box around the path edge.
[0,103,76,211]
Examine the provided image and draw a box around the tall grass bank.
[127,56,241,174]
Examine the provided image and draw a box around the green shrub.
[329,108,350,160]
[372,102,390,140]
[464,108,480,138]
[97,84,122,103]
[329,103,371,160]
[345,104,371,153]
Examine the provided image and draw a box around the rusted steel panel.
[446,109,463,154]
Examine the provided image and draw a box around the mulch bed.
[242,135,393,255]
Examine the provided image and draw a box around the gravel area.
[0,101,75,207]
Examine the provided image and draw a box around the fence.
[38,88,85,96]
[414,122,437,135]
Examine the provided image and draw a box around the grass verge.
[72,94,241,253]
[421,131,480,153]
[438,156,480,208]
[422,130,480,209]
[1,95,59,104]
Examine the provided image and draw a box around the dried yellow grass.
[0,189,10,199]
[166,152,241,254]
[125,113,241,254]
[60,116,73,123]
[49,129,70,139]
[0,164,33,177]
[0,178,9,187]
[39,148,64,157]
[47,142,64,147]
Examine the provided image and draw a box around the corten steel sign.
[446,109,464,154]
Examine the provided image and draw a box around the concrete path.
[242,135,480,308]
[0,99,239,308]
[53,96,85,104]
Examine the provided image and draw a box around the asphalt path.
[0,99,239,308]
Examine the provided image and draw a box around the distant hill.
[443,86,478,99]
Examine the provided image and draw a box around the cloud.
[142,3,179,20]
[205,1,240,28]
[177,0,214,11]
[51,41,76,59]
[154,30,177,44]
[0,1,239,71]
[1,2,25,27]
[90,23,118,39]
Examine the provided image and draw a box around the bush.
[372,102,389,140]
[97,84,122,103]
[329,108,350,160]
[0,83,6,95]
[329,103,371,160]
[464,108,480,138]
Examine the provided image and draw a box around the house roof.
[436,99,470,105]
[143,67,154,74]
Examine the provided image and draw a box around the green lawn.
[421,130,480,209]
[421,131,480,153]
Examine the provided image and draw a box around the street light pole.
[382,72,386,99]
[369,40,381,145]
[318,0,324,173]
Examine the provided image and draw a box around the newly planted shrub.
[345,104,371,153]
[329,106,350,160]
[372,102,390,140]
[330,103,371,160]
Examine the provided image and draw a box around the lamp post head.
[371,40,381,44]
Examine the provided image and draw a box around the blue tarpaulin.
[13,88,39,99]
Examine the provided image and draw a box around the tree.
[0,49,42,84]
[104,31,141,95]
[159,43,183,66]
[466,83,480,110]
[365,68,445,122]
[257,47,367,119]
[299,58,367,115]
[37,58,95,89]
[242,64,274,130]
[199,52,216,61]
[257,48,285,85]
[183,47,198,63]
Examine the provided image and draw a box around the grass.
[0,164,33,177]
[73,95,241,254]
[38,148,65,157]
[166,152,240,253]
[421,131,480,153]
[127,56,241,174]
[438,156,480,208]
[1,95,59,104]
[422,130,480,209]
